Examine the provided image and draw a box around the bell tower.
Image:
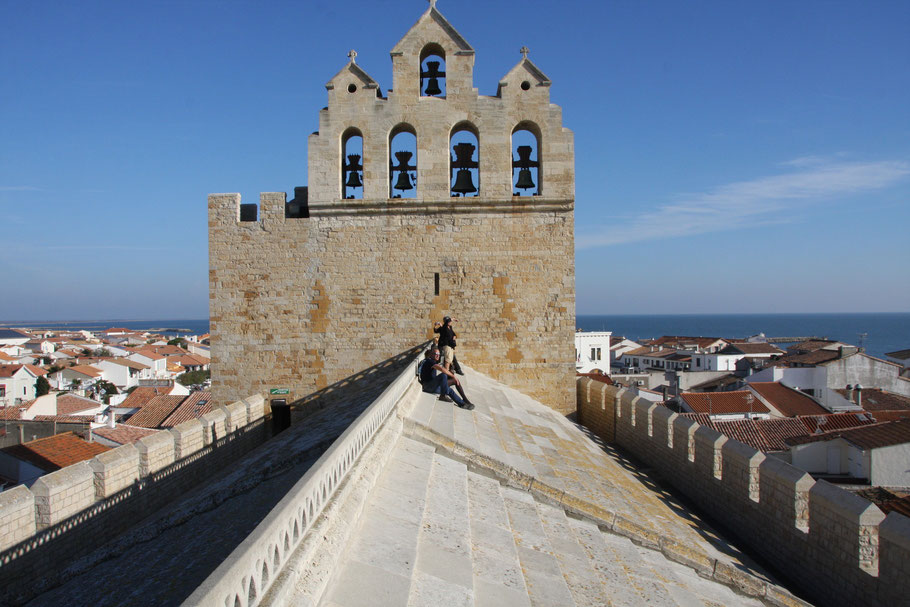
[209,2,576,413]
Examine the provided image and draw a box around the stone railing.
[0,396,268,604]
[185,347,422,607]
[577,377,910,607]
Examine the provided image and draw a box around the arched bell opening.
[449,122,479,198]
[341,128,364,200]
[419,44,446,98]
[389,125,417,199]
[511,123,541,196]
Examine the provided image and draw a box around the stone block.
[694,425,727,480]
[651,404,676,449]
[721,439,765,503]
[135,430,176,477]
[245,394,265,422]
[879,512,910,600]
[809,479,886,574]
[672,415,698,464]
[200,408,227,445]
[169,419,205,459]
[31,461,94,529]
[221,400,248,433]
[759,456,813,532]
[0,485,36,551]
[89,443,140,499]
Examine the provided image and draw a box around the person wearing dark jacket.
[433,316,464,375]
[419,347,474,409]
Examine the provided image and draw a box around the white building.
[0,364,46,407]
[575,331,611,374]
[787,420,910,486]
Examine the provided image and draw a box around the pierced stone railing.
[185,347,422,607]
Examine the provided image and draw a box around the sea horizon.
[3,312,907,359]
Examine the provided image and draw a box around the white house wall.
[870,442,910,486]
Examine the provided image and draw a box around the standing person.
[419,347,474,409]
[433,316,464,375]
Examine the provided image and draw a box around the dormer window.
[419,44,446,97]
[341,128,364,200]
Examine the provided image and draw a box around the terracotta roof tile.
[748,382,827,417]
[0,432,110,472]
[720,343,784,355]
[787,419,910,449]
[161,391,213,427]
[119,386,173,409]
[56,394,101,415]
[125,395,185,428]
[92,425,160,445]
[67,365,102,378]
[712,418,809,452]
[835,388,910,412]
[799,412,878,434]
[680,391,770,415]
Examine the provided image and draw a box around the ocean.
[3,313,907,360]
[576,313,910,360]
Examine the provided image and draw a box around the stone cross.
[348,49,357,63]
[428,0,438,8]
[520,46,529,59]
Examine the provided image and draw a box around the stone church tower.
[209,3,576,413]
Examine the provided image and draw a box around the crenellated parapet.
[577,377,910,606]
[0,396,268,603]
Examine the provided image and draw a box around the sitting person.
[419,347,474,410]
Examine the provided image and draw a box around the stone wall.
[576,377,910,607]
[0,396,268,606]
[209,5,576,414]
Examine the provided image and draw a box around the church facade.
[209,4,576,412]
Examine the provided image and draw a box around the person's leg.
[445,385,467,407]
[452,354,464,376]
[453,382,471,405]
[423,374,448,398]
[442,346,455,371]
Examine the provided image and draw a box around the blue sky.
[2,0,908,319]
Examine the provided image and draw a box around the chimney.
[854,383,863,407]
[108,410,116,429]
[845,384,854,403]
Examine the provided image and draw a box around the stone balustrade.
[577,377,910,606]
[186,349,422,607]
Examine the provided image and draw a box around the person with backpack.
[419,347,474,410]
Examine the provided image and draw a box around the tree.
[94,348,113,357]
[177,369,210,387]
[93,380,118,404]
[167,337,187,348]
[35,376,50,397]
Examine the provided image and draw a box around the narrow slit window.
[434,273,440,296]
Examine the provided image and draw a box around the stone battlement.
[0,396,267,605]
[577,377,910,606]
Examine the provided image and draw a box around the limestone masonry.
[209,5,576,412]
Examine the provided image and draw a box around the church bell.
[394,172,414,191]
[450,142,477,195]
[452,169,476,195]
[344,154,362,188]
[422,61,444,96]
[514,168,535,190]
[391,151,416,191]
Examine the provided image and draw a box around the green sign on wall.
[269,388,290,395]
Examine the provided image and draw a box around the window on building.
[450,123,479,197]
[511,123,541,196]
[341,128,363,200]
[420,44,446,97]
[0,385,5,398]
[389,125,417,199]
